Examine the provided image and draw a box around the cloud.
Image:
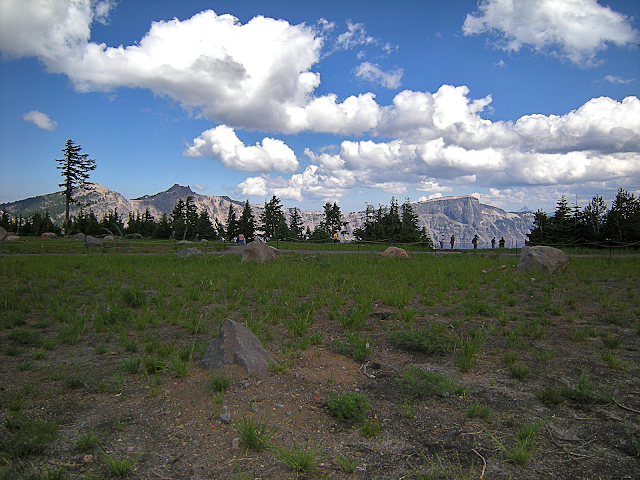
[494,60,506,67]
[604,75,634,84]
[22,110,57,130]
[463,0,640,66]
[192,183,207,191]
[237,176,268,197]
[288,90,640,200]
[4,1,639,208]
[334,21,376,51]
[184,125,299,173]
[0,3,396,136]
[354,62,403,89]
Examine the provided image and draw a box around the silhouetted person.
[499,237,505,248]
[472,234,479,249]
[450,234,455,249]
[491,237,496,249]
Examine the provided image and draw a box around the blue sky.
[1,0,639,214]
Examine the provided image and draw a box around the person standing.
[499,237,506,248]
[491,237,496,249]
[440,234,445,249]
[472,234,479,249]
[450,234,455,249]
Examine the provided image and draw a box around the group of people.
[440,234,506,249]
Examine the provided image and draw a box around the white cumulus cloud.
[604,75,634,84]
[354,62,403,89]
[184,126,299,173]
[463,0,639,66]
[22,110,57,130]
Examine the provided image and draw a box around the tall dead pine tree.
[56,139,97,228]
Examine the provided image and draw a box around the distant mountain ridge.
[3,184,535,246]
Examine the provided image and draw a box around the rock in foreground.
[241,242,277,263]
[517,246,568,274]
[201,318,274,373]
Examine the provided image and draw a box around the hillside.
[2,185,534,245]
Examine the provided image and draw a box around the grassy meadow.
[1,246,639,479]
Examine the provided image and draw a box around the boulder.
[4,234,19,242]
[378,247,409,258]
[201,318,274,373]
[242,242,277,263]
[85,235,104,247]
[517,246,569,274]
[0,226,6,241]
[176,240,192,245]
[125,233,143,239]
[68,233,85,241]
[41,233,57,239]
[177,247,202,258]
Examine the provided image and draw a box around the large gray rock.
[201,318,273,373]
[517,246,569,274]
[241,241,277,263]
[177,247,202,258]
[0,226,6,241]
[85,235,104,247]
[41,232,57,239]
[4,234,19,242]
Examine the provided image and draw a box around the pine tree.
[260,195,285,239]
[170,199,186,239]
[185,196,198,237]
[56,139,97,228]
[238,200,256,241]
[385,197,402,240]
[400,198,422,242]
[288,207,305,240]
[323,202,348,237]
[548,195,572,243]
[583,195,607,242]
[527,209,548,244]
[225,203,239,241]
[195,210,214,239]
[605,188,640,243]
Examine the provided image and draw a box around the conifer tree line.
[353,196,434,247]
[1,193,432,246]
[527,188,640,246]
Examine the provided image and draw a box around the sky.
[1,0,639,215]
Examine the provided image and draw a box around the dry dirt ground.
[1,252,639,479]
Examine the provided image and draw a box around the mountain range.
[2,184,535,247]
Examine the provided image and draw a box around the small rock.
[274,403,285,409]
[83,455,93,463]
[232,438,240,450]
[354,452,363,457]
[219,406,231,424]
[177,247,202,258]
[250,403,259,413]
[310,406,318,412]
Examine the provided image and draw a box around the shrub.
[275,442,323,476]
[208,372,230,393]
[234,415,276,452]
[389,325,453,355]
[328,392,370,421]
[397,367,461,399]
[535,386,565,406]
